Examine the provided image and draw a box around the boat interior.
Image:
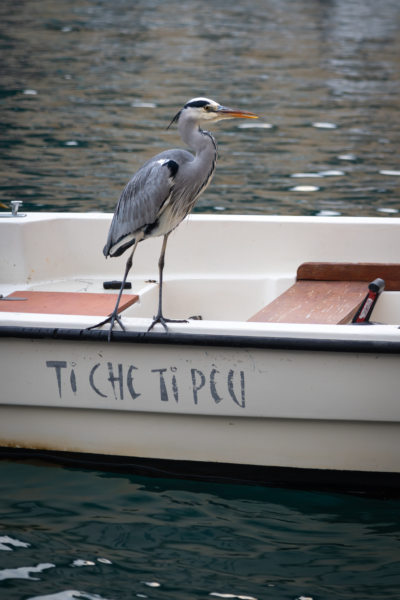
[1,213,400,328]
[2,261,400,326]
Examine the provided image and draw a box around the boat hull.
[1,331,399,482]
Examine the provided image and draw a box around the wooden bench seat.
[249,262,400,325]
[0,290,139,316]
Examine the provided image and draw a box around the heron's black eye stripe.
[184,100,209,108]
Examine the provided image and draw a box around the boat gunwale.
[2,324,400,353]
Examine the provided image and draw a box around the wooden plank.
[0,291,139,316]
[248,280,367,324]
[297,262,400,291]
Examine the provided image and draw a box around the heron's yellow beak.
[0,202,8,210]
[216,105,258,119]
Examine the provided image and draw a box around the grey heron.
[92,97,258,339]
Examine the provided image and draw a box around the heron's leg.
[156,232,169,319]
[148,233,187,332]
[88,239,139,340]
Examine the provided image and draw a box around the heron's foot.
[147,314,188,333]
[87,312,125,342]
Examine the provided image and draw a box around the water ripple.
[1,0,400,217]
[1,460,400,600]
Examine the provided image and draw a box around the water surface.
[1,0,400,216]
[1,460,400,600]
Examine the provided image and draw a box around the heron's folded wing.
[104,159,175,256]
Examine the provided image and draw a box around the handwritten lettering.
[126,365,141,400]
[210,367,223,404]
[191,368,206,404]
[70,368,77,395]
[45,360,246,408]
[228,369,246,408]
[89,363,107,398]
[170,367,179,403]
[151,368,169,402]
[108,362,124,400]
[45,361,67,398]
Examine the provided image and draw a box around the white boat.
[1,210,400,491]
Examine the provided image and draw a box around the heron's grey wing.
[104,156,181,257]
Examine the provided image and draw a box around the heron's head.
[168,97,258,128]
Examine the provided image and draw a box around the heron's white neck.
[178,117,217,161]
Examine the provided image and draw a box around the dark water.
[1,460,400,600]
[1,0,400,216]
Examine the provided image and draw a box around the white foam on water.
[312,122,337,129]
[237,123,273,129]
[0,535,30,551]
[377,207,398,214]
[315,210,341,217]
[142,581,161,588]
[28,593,82,600]
[28,590,114,600]
[0,562,55,581]
[131,101,157,108]
[318,170,345,176]
[210,594,257,600]
[338,153,356,161]
[71,559,96,567]
[379,170,400,176]
[97,558,112,564]
[291,170,344,178]
[291,173,322,178]
[290,185,320,192]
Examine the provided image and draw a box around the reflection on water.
[1,0,400,217]
[1,460,400,600]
